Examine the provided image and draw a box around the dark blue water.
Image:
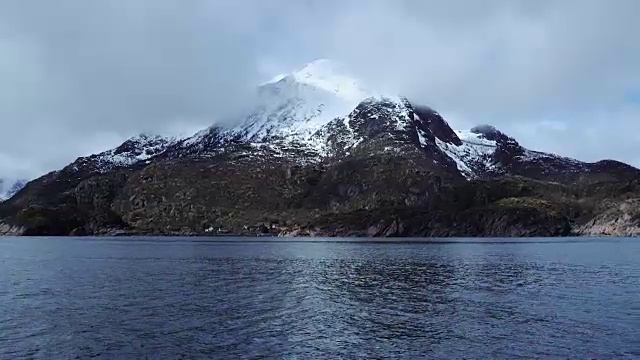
[1,237,639,359]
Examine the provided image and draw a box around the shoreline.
[1,232,637,239]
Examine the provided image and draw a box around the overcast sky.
[1,0,639,179]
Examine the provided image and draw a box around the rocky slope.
[1,60,639,237]
[575,198,640,236]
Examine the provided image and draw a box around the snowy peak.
[289,59,370,102]
[0,178,27,202]
[168,58,404,160]
[179,59,378,154]
[48,58,631,183]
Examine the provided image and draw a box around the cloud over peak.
[1,0,639,178]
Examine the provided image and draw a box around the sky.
[1,0,639,179]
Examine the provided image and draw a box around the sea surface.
[1,237,639,359]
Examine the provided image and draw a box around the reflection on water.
[0,238,639,358]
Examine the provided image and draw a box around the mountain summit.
[176,59,375,156]
[1,60,639,237]
[285,58,370,102]
[0,178,27,202]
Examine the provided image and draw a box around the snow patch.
[436,138,475,178]
[417,129,429,147]
[455,130,497,147]
[435,130,499,178]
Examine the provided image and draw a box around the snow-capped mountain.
[51,59,640,181]
[0,178,27,202]
[238,58,370,144]
[3,58,639,238]
[162,60,457,164]
[166,59,594,180]
[199,58,602,180]
[168,59,374,157]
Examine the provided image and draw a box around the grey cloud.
[0,0,277,176]
[282,0,640,164]
[507,104,640,165]
[1,1,264,129]
[318,0,640,112]
[0,0,639,178]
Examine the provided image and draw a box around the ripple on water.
[0,238,639,358]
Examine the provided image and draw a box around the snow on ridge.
[181,59,406,157]
[182,128,212,147]
[113,135,174,162]
[436,138,476,178]
[432,129,499,178]
[36,58,596,180]
[173,59,373,154]
[70,133,180,173]
[436,127,589,178]
[0,178,27,202]
[291,59,370,103]
[415,123,495,179]
[454,130,497,147]
[217,59,379,152]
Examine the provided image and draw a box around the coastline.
[2,225,638,238]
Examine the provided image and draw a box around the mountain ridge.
[0,178,27,202]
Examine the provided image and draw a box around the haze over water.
[1,237,639,358]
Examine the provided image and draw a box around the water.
[1,237,639,359]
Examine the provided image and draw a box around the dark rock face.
[471,124,525,166]
[296,203,572,238]
[1,97,639,237]
[413,105,462,145]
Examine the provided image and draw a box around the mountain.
[67,133,179,174]
[0,178,27,202]
[1,59,639,237]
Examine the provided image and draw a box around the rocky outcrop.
[0,221,25,236]
[576,199,640,236]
